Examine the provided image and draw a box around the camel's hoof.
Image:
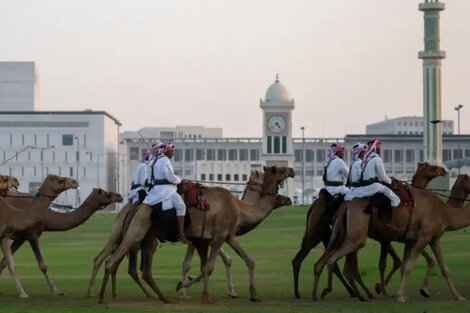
[320,288,331,299]
[294,292,301,299]
[227,291,239,298]
[176,281,183,291]
[250,296,261,302]
[159,296,170,304]
[19,293,29,299]
[456,296,466,301]
[420,288,431,298]
[87,291,94,298]
[374,283,381,294]
[396,295,408,303]
[51,289,64,296]
[312,295,317,302]
[202,296,215,304]
[367,294,376,300]
[188,276,195,282]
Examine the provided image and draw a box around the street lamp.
[454,104,464,173]
[301,126,305,205]
[31,145,55,181]
[74,136,80,207]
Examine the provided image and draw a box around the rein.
[396,181,470,203]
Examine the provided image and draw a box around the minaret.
[419,0,446,164]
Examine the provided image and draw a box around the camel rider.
[127,150,151,204]
[348,139,400,207]
[345,143,367,197]
[143,142,191,244]
[322,143,349,197]
[146,142,163,189]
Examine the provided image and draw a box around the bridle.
[37,179,67,199]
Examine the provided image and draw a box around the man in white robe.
[127,151,150,204]
[322,143,349,196]
[143,142,190,244]
[345,143,366,199]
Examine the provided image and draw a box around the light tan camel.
[0,188,122,295]
[312,173,470,302]
[0,174,78,298]
[291,162,446,298]
[97,166,294,304]
[87,170,265,299]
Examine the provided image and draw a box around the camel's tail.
[327,204,347,252]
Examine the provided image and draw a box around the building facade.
[366,116,453,135]
[0,62,38,111]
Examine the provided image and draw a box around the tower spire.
[275,73,279,83]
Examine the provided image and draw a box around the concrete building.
[366,116,453,135]
[0,111,121,209]
[0,62,38,111]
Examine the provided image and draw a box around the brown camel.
[0,174,78,298]
[291,162,445,298]
[312,173,470,302]
[0,188,122,295]
[97,166,294,304]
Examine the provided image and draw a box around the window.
[405,150,414,163]
[250,149,259,161]
[52,151,56,162]
[394,150,403,163]
[294,149,303,162]
[419,150,424,162]
[404,121,407,126]
[398,121,401,126]
[172,149,181,162]
[196,149,205,161]
[174,169,182,176]
[209,174,214,181]
[83,167,86,177]
[62,134,74,146]
[316,169,323,176]
[240,149,248,161]
[228,149,237,161]
[267,136,272,153]
[185,169,191,176]
[47,134,50,146]
[130,147,139,160]
[185,149,193,162]
[225,174,231,181]
[316,149,325,163]
[207,149,216,161]
[274,136,280,154]
[398,131,402,135]
[306,149,314,162]
[242,174,248,181]
[415,121,418,126]
[443,149,451,162]
[383,149,392,163]
[9,134,12,146]
[453,149,462,159]
[34,134,37,146]
[234,174,239,181]
[282,136,287,153]
[201,174,206,181]
[306,170,314,177]
[217,149,226,161]
[465,149,470,158]
[22,134,24,145]
[69,167,73,176]
[65,152,68,162]
[217,174,222,181]
[84,134,87,148]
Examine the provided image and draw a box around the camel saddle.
[389,177,415,210]
[178,181,209,211]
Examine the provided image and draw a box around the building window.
[62,134,74,146]
[453,149,462,160]
[174,149,182,162]
[207,149,216,161]
[185,169,191,176]
[34,134,37,146]
[383,149,392,163]
[394,150,403,163]
[316,169,323,176]
[47,134,50,146]
[306,170,314,177]
[196,149,205,161]
[84,134,87,148]
[398,131,402,135]
[306,149,314,162]
[294,149,302,162]
[209,174,214,181]
[443,149,451,162]
[240,149,248,161]
[83,167,86,177]
[217,149,226,161]
[405,150,414,163]
[465,149,470,158]
[228,149,237,161]
[174,169,182,176]
[68,167,73,176]
[129,147,139,160]
[316,149,325,163]
[242,174,248,181]
[185,149,194,162]
[398,122,401,126]
[22,134,25,146]
[267,136,272,153]
[65,152,68,162]
[274,136,281,154]
[201,173,206,181]
[225,174,231,181]
[419,150,424,162]
[250,149,259,161]
[217,174,222,181]
[282,136,287,154]
[234,174,239,181]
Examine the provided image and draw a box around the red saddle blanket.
[180,181,209,211]
[390,178,415,210]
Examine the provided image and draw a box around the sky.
[0,0,469,138]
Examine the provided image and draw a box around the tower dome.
[265,74,290,102]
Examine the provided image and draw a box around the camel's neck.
[443,204,470,231]
[447,186,469,208]
[237,194,277,235]
[45,198,101,231]
[411,176,430,189]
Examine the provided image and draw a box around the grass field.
[0,205,469,313]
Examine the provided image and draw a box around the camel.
[312,172,470,302]
[0,188,122,295]
[97,166,294,304]
[0,174,78,298]
[291,162,446,298]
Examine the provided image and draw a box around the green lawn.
[0,206,469,313]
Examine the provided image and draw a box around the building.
[0,62,38,111]
[0,111,122,209]
[366,116,453,135]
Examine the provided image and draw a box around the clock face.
[268,115,286,133]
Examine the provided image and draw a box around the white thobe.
[345,156,400,207]
[146,156,157,186]
[127,162,148,204]
[322,157,349,196]
[143,156,186,216]
[345,159,362,200]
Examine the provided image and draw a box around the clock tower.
[260,75,295,197]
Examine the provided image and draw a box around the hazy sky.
[1,0,469,138]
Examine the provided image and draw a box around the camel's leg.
[218,247,238,298]
[88,241,117,297]
[0,239,26,277]
[177,244,196,299]
[192,241,209,303]
[419,249,435,298]
[140,234,170,303]
[28,237,63,296]
[428,239,465,301]
[292,233,322,299]
[384,243,402,286]
[111,268,117,299]
[201,238,225,304]
[376,242,392,296]
[395,238,429,302]
[347,251,375,300]
[127,247,151,298]
[226,236,260,302]
[341,253,366,302]
[99,205,153,304]
[0,238,28,298]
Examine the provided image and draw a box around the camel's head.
[0,175,19,193]
[453,174,470,195]
[247,170,264,185]
[89,188,123,209]
[415,162,447,180]
[39,174,79,196]
[273,195,292,209]
[263,166,295,182]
